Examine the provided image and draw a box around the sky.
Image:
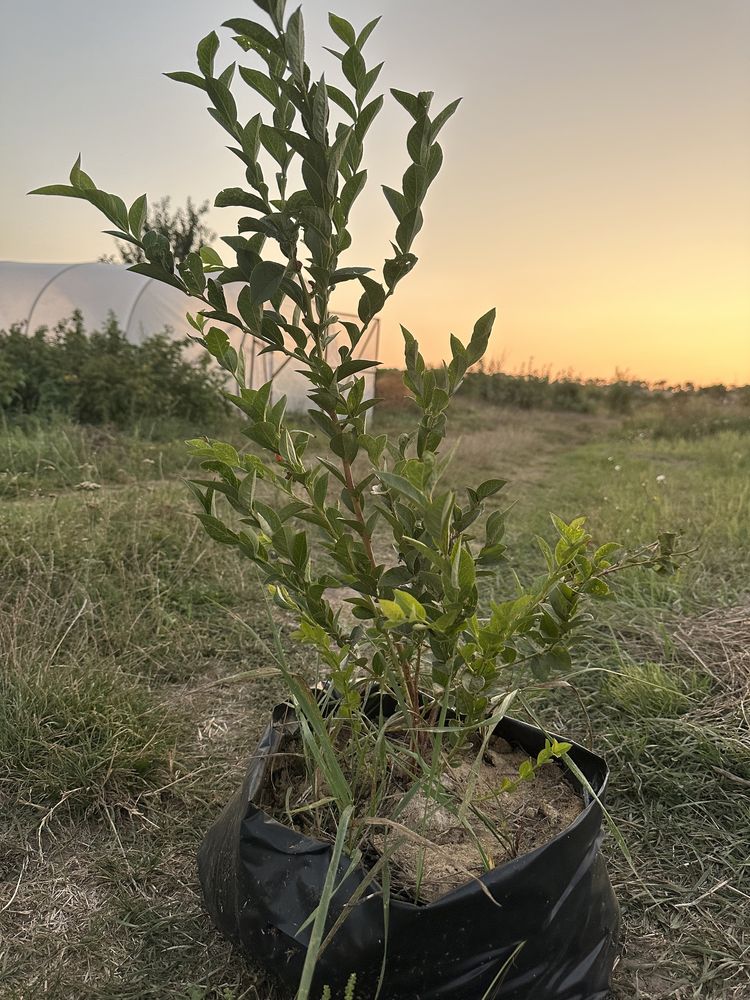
[2,0,749,385]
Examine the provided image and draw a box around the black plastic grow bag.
[198,704,619,1000]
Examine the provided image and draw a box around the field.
[1,396,748,999]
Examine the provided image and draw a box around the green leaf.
[206,78,238,129]
[330,430,359,463]
[457,545,475,593]
[215,187,269,212]
[128,194,147,238]
[342,47,366,90]
[422,492,453,548]
[69,154,94,189]
[128,262,186,292]
[193,439,240,467]
[222,18,280,53]
[199,245,224,268]
[425,142,444,184]
[103,230,140,249]
[178,252,206,294]
[393,589,427,621]
[328,13,356,46]
[390,89,424,120]
[475,478,507,501]
[536,744,552,766]
[339,170,366,218]
[197,31,220,78]
[430,97,461,139]
[384,251,417,291]
[284,7,305,83]
[249,260,286,303]
[529,646,572,680]
[239,66,278,105]
[485,509,506,544]
[477,543,506,566]
[142,230,172,268]
[330,265,372,285]
[360,62,383,102]
[31,175,128,232]
[327,125,352,191]
[327,85,356,119]
[203,327,235,366]
[337,357,378,378]
[196,513,238,546]
[312,76,329,143]
[240,114,263,161]
[291,531,309,570]
[518,759,534,781]
[259,124,289,165]
[28,183,88,201]
[357,275,386,324]
[356,16,381,50]
[395,207,423,252]
[537,535,554,571]
[164,70,208,91]
[467,308,496,365]
[582,579,612,598]
[594,542,623,564]
[378,472,424,507]
[402,163,427,208]
[382,186,407,221]
[219,62,236,88]
[378,598,405,624]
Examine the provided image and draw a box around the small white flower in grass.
[656,474,666,484]
[607,456,614,462]
[614,465,621,472]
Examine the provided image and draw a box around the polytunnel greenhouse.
[0,260,380,411]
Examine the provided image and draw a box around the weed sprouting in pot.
[319,974,357,1000]
[31,3,684,996]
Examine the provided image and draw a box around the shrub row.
[0,311,229,427]
[460,369,750,416]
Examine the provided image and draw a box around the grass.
[0,398,748,998]
[0,412,246,500]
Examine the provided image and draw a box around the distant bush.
[459,369,656,414]
[0,311,229,427]
[628,392,750,440]
[445,369,750,434]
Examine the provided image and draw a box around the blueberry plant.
[32,2,678,835]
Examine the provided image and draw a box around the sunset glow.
[2,0,749,385]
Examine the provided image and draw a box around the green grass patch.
[0,403,748,999]
[0,418,204,498]
[0,654,176,809]
[605,660,705,718]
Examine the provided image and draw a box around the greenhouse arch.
[0,260,379,410]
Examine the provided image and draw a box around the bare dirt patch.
[374,736,583,902]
